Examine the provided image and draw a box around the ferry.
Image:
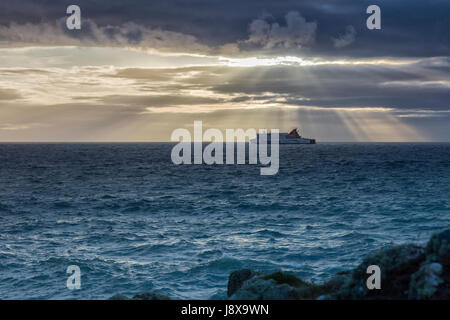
[250,128,316,144]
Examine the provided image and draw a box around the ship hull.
[250,134,316,144]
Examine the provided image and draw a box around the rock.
[132,292,171,300]
[229,277,278,300]
[426,229,450,261]
[323,271,352,291]
[109,293,129,300]
[109,291,171,300]
[334,244,425,299]
[429,262,444,274]
[228,230,450,300]
[227,269,258,297]
[229,270,328,300]
[408,229,450,299]
[409,263,444,299]
[319,271,353,299]
[431,251,450,299]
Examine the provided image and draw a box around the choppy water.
[0,143,449,299]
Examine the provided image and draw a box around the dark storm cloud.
[0,0,449,57]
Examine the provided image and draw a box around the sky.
[0,0,449,142]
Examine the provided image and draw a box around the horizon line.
[0,141,449,144]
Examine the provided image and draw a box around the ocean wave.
[0,143,449,299]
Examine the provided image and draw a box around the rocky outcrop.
[409,262,444,299]
[227,269,259,297]
[226,229,450,300]
[228,270,330,300]
[426,229,450,260]
[109,293,129,300]
[408,229,450,299]
[331,244,426,299]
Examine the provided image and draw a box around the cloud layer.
[0,0,449,57]
[0,1,449,141]
[0,19,208,53]
[0,49,449,141]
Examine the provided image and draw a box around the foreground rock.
[330,244,425,299]
[227,229,450,300]
[228,270,329,300]
[228,269,260,297]
[409,230,450,299]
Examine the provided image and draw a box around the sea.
[0,143,449,299]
